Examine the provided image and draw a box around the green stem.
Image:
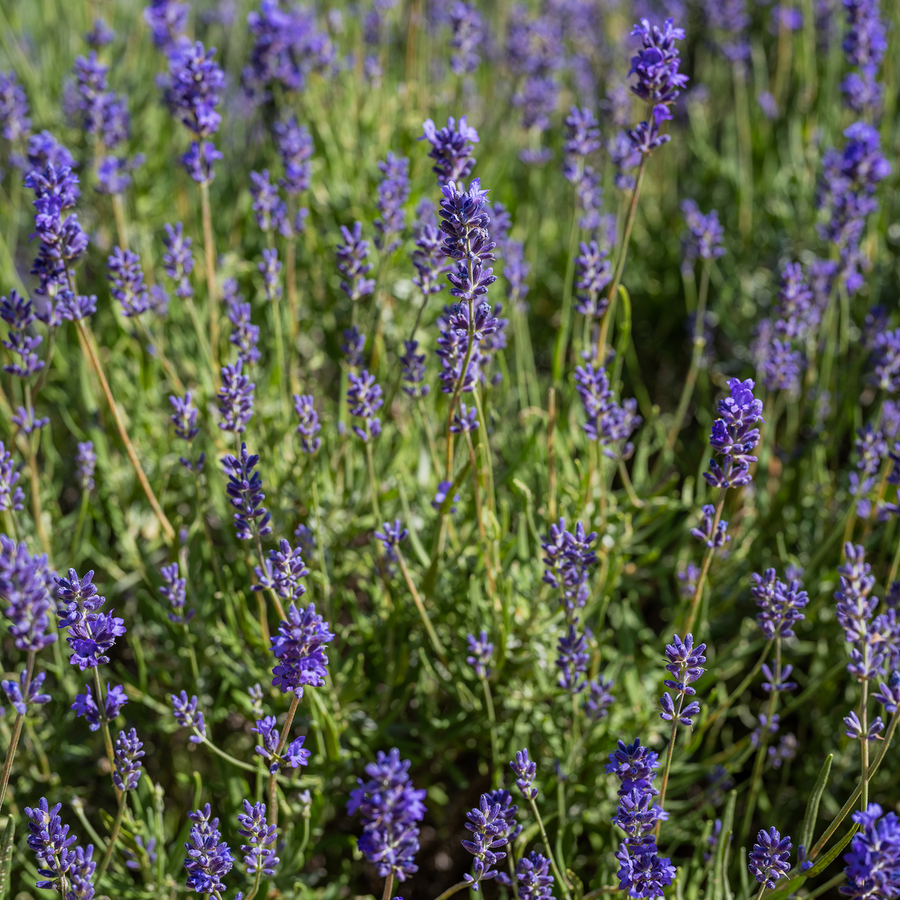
[430,881,469,900]
[859,678,869,811]
[0,650,34,812]
[654,710,681,841]
[95,790,128,884]
[552,192,581,382]
[199,180,220,370]
[596,156,647,364]
[665,263,710,455]
[480,675,500,788]
[396,547,447,665]
[92,670,123,802]
[684,490,726,635]
[194,730,260,773]
[76,319,176,543]
[740,639,782,844]
[268,693,301,829]
[310,470,332,616]
[529,797,573,900]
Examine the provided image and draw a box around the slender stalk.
[480,675,500,787]
[430,881,469,900]
[684,490,726,635]
[617,458,643,508]
[755,882,767,900]
[809,705,900,860]
[0,649,34,812]
[465,432,499,609]
[268,693,301,829]
[95,791,127,883]
[859,678,869,811]
[199,180,220,370]
[194,730,260,773]
[381,872,394,900]
[596,156,647,364]
[111,193,129,251]
[395,547,447,665]
[529,797,573,900]
[664,263,710,455]
[689,640,773,744]
[548,387,557,521]
[739,639,782,843]
[75,320,176,543]
[92,670,122,802]
[310,471,332,614]
[254,530,287,621]
[136,318,185,393]
[26,428,50,554]
[654,714,681,841]
[552,194,581,382]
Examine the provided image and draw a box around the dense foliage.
[0,1,899,900]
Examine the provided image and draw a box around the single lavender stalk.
[664,201,726,455]
[466,633,499,782]
[596,17,687,363]
[375,521,447,664]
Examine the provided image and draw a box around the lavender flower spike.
[748,828,792,889]
[420,116,479,186]
[703,377,764,489]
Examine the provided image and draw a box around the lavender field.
[0,0,899,899]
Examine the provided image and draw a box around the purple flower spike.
[466,631,493,678]
[420,115,479,187]
[113,728,145,790]
[238,800,279,877]
[183,804,233,894]
[347,748,427,882]
[842,803,900,900]
[270,602,334,698]
[374,152,410,253]
[749,828,792,889]
[222,443,271,540]
[660,633,706,728]
[293,394,321,454]
[73,682,128,731]
[218,359,255,434]
[510,749,538,800]
[170,690,205,741]
[703,377,763,489]
[336,222,375,302]
[346,370,383,442]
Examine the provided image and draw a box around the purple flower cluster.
[681,200,725,266]
[162,221,194,299]
[254,539,308,604]
[703,377,763,489]
[252,715,310,773]
[574,240,611,319]
[420,116,479,187]
[25,160,92,324]
[55,568,126,671]
[1,291,44,379]
[842,803,900,900]
[748,828,792,889]
[1,536,56,655]
[270,602,334,698]
[162,41,225,181]
[0,70,31,142]
[144,0,189,53]
[25,798,95,896]
[160,561,193,624]
[249,169,287,235]
[466,630,493,678]
[626,18,688,155]
[449,1,484,76]
[541,517,597,615]
[346,370,383,442]
[841,0,886,114]
[750,569,809,639]
[243,0,333,100]
[818,123,890,294]
[171,690,206,741]
[835,543,899,683]
[73,682,128,731]
[183,804,234,894]
[107,247,150,318]
[574,364,642,459]
[606,738,676,899]
[223,278,260,366]
[113,728,145,791]
[462,789,521,890]
[336,222,376,302]
[659,633,706,727]
[347,748,427,882]
[222,443,271,540]
[0,442,24,513]
[238,800,279,877]
[374,152,410,253]
[218,359,255,433]
[294,394,321,453]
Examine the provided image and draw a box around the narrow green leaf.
[800,754,833,851]
[711,790,736,900]
[0,816,15,900]
[807,826,856,878]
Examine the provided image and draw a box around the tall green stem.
[199,180,220,370]
[552,193,581,382]
[0,650,34,812]
[396,547,447,665]
[529,797,573,900]
[95,791,128,883]
[268,693,301,829]
[480,675,500,788]
[596,156,647,364]
[684,490,726,635]
[665,263,710,455]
